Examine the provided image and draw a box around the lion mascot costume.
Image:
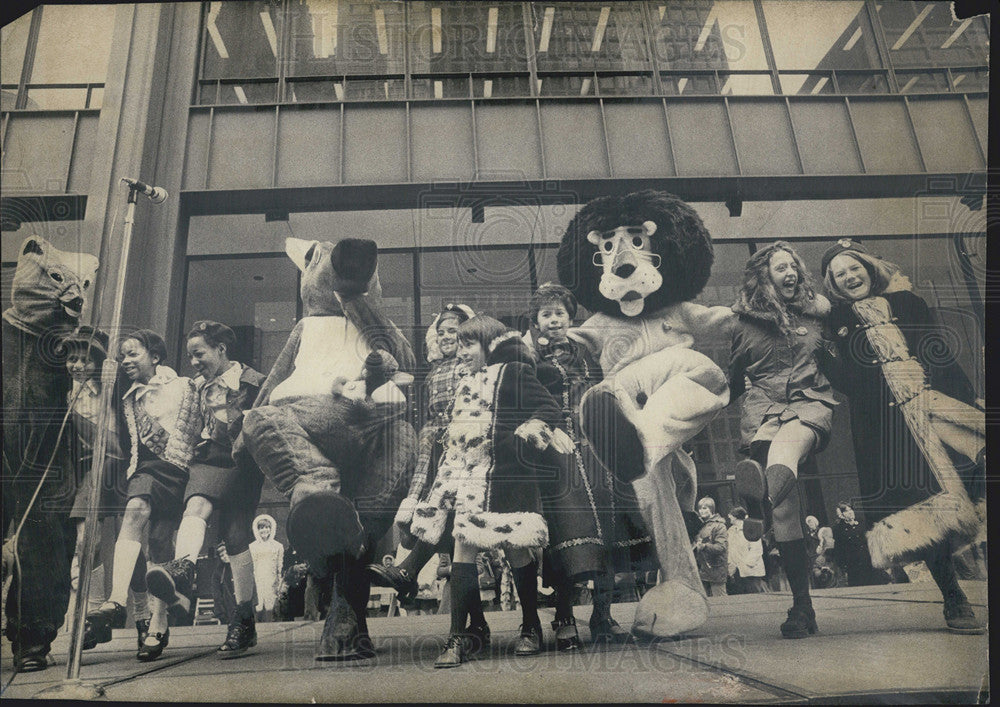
[558,190,735,638]
[238,237,416,660]
[2,236,99,671]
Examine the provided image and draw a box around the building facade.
[1,1,989,525]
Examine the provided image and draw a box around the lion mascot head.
[557,190,713,318]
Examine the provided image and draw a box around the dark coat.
[693,513,729,584]
[533,337,656,581]
[820,286,983,566]
[410,334,563,550]
[729,294,837,453]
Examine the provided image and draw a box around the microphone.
[122,178,168,204]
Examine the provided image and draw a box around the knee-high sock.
[448,562,479,636]
[511,561,541,630]
[147,594,168,635]
[777,539,811,608]
[591,573,614,622]
[398,539,436,578]
[767,465,804,543]
[925,544,968,606]
[229,550,255,605]
[553,578,575,623]
[108,539,142,606]
[173,516,208,562]
[131,588,150,622]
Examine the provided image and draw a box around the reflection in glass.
[896,69,950,94]
[537,73,596,96]
[661,73,718,95]
[409,2,528,74]
[203,1,279,80]
[531,3,649,72]
[651,0,768,71]
[718,71,773,94]
[762,0,881,98]
[834,70,889,94]
[472,74,532,98]
[949,68,988,92]
[597,73,653,95]
[31,5,115,84]
[286,0,405,77]
[411,76,470,99]
[878,1,989,68]
[778,73,834,95]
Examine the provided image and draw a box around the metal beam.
[175,172,988,216]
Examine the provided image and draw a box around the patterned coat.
[409,334,562,550]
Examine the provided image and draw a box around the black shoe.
[734,459,769,542]
[589,616,630,643]
[466,622,491,656]
[944,600,985,634]
[779,605,817,639]
[218,602,258,658]
[552,617,582,652]
[14,643,50,673]
[136,628,169,662]
[366,563,418,600]
[84,601,127,648]
[514,624,543,656]
[135,618,150,652]
[434,634,466,668]
[315,594,371,661]
[146,558,195,623]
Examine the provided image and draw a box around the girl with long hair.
[729,241,837,638]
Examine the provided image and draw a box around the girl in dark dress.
[729,241,837,639]
[819,239,985,634]
[144,321,266,658]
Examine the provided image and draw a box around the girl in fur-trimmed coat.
[820,239,985,634]
[729,241,837,639]
[410,316,573,668]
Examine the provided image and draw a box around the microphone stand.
[36,185,141,700]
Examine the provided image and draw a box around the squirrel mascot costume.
[238,237,416,660]
[2,236,99,671]
[557,191,736,639]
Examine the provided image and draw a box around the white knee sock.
[174,516,208,562]
[131,588,150,622]
[148,595,168,635]
[229,550,255,605]
[108,539,142,606]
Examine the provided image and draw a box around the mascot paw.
[514,419,552,450]
[631,580,708,639]
[394,496,418,528]
[330,238,377,297]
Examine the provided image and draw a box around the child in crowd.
[526,283,648,649]
[249,514,284,622]
[64,326,151,650]
[409,316,572,668]
[692,497,728,597]
[144,321,266,657]
[84,329,201,662]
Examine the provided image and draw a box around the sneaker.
[146,558,195,622]
[434,634,466,669]
[514,624,543,656]
[218,602,258,658]
[551,617,582,652]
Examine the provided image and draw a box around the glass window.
[286,0,406,78]
[661,72,718,95]
[718,71,773,94]
[537,73,596,96]
[877,2,990,69]
[410,76,470,99]
[778,72,834,95]
[418,248,535,331]
[532,3,649,72]
[896,68,951,93]
[24,87,91,110]
[597,72,653,95]
[1,11,31,85]
[762,0,882,96]
[949,67,988,92]
[472,74,531,98]
[181,256,299,375]
[30,5,116,85]
[203,1,280,80]
[650,0,769,71]
[834,70,889,94]
[409,2,529,74]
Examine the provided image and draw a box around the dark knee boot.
[765,465,816,639]
[315,556,372,661]
[926,545,985,634]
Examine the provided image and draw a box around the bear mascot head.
[557,190,734,639]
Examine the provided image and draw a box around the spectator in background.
[212,542,236,625]
[727,507,767,594]
[249,514,283,622]
[831,502,880,587]
[692,498,728,597]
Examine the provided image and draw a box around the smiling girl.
[728,241,836,639]
[144,321,266,658]
[84,329,201,662]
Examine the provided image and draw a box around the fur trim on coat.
[866,493,984,568]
